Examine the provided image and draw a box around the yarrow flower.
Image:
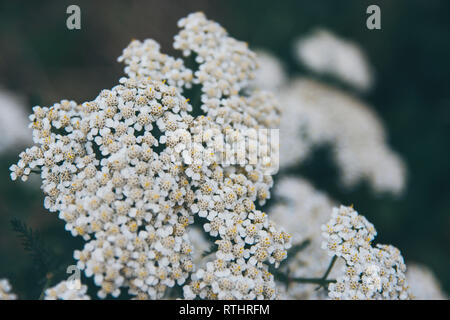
[10,12,290,300]
[0,279,17,300]
[321,205,411,300]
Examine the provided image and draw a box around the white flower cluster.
[0,279,17,300]
[10,12,290,300]
[294,29,373,91]
[322,205,411,300]
[281,79,406,194]
[44,280,91,300]
[118,39,193,89]
[406,264,448,300]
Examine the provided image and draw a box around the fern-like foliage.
[10,218,55,277]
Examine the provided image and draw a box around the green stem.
[272,248,338,290]
[322,255,338,280]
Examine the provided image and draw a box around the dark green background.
[0,0,448,298]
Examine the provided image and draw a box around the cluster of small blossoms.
[174,13,288,300]
[44,280,91,300]
[118,39,193,89]
[321,205,411,300]
[118,12,290,300]
[10,12,290,300]
[0,279,17,300]
[10,78,197,299]
[174,12,258,100]
[184,253,283,300]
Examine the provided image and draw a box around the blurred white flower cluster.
[10,12,290,300]
[280,79,406,194]
[255,34,406,195]
[294,29,373,91]
[0,88,32,154]
[406,264,448,300]
[0,279,17,300]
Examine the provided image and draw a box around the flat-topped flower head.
[10,12,290,300]
[322,205,411,300]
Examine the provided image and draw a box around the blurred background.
[0,0,449,298]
